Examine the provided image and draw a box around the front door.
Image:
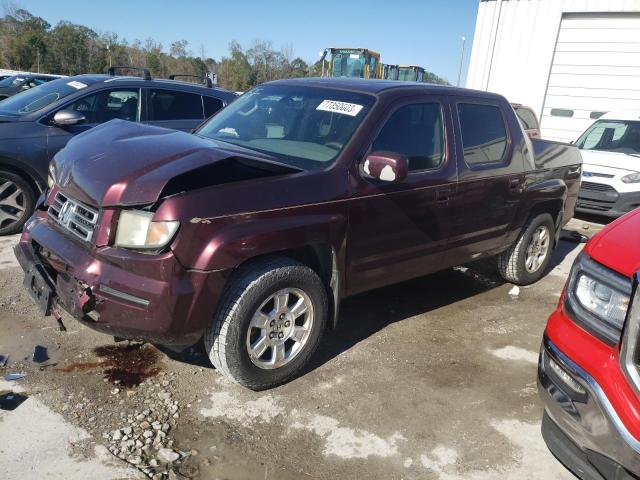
[347,97,458,295]
[46,88,141,161]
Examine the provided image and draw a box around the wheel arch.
[0,160,45,196]
[529,198,566,247]
[521,177,569,246]
[228,243,341,330]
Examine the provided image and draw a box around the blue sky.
[18,0,480,83]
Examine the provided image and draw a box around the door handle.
[436,188,450,203]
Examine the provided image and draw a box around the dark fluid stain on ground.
[94,344,161,388]
[0,391,29,411]
[57,344,161,388]
[57,360,106,373]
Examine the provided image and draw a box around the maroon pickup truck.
[15,78,582,389]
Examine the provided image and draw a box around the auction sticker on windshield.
[67,81,88,90]
[316,100,363,117]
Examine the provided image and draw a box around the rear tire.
[0,169,36,236]
[204,257,327,390]
[497,213,555,286]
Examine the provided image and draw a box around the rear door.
[447,98,523,260]
[347,95,458,294]
[144,88,205,131]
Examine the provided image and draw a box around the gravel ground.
[0,215,607,479]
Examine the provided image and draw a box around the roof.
[600,110,640,122]
[267,77,504,99]
[328,48,381,57]
[52,74,235,97]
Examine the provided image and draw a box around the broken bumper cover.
[538,336,640,479]
[15,213,229,346]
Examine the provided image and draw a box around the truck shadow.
[161,237,583,374]
[305,236,582,375]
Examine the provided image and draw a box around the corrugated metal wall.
[466,0,640,140]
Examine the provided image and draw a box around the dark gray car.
[0,74,60,100]
[0,72,237,234]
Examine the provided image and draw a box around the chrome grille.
[48,192,98,242]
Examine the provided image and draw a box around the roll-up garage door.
[541,13,640,143]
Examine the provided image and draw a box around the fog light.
[548,356,586,395]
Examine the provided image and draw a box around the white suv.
[575,110,640,217]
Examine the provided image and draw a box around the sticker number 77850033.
[316,100,364,117]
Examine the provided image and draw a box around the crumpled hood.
[53,119,274,207]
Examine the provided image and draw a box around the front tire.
[0,169,36,236]
[205,257,327,390]
[497,213,555,285]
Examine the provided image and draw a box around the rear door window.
[372,102,444,171]
[66,89,140,124]
[458,103,508,165]
[149,89,204,121]
[203,96,224,118]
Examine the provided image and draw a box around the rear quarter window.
[458,103,508,165]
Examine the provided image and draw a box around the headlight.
[575,274,629,328]
[621,172,640,183]
[47,163,56,189]
[114,210,179,250]
[565,252,632,344]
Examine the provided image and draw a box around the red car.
[539,209,640,479]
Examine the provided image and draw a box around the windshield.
[0,76,26,87]
[331,52,366,78]
[397,68,416,82]
[0,78,83,116]
[197,85,375,170]
[576,120,640,155]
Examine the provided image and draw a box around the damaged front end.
[16,120,302,347]
[15,206,229,347]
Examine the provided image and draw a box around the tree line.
[0,6,448,91]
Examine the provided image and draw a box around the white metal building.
[466,0,640,142]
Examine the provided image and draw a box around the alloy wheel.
[0,178,27,231]
[525,225,550,273]
[246,288,314,370]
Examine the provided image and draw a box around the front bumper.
[576,186,640,218]
[15,212,230,346]
[539,336,640,478]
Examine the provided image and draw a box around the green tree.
[217,40,253,91]
[288,57,309,78]
[425,71,449,85]
[46,21,98,75]
[0,8,50,71]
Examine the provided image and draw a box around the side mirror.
[361,151,408,182]
[53,110,86,126]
